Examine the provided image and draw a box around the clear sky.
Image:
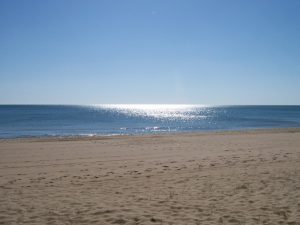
[1,0,299,105]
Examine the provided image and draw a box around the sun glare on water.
[93,104,209,120]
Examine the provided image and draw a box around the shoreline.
[1,127,300,142]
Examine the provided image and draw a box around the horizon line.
[0,104,300,106]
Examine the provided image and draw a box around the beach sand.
[0,129,299,224]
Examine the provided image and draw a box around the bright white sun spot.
[92,104,208,119]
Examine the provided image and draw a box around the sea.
[0,105,300,139]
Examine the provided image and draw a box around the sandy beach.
[0,129,299,225]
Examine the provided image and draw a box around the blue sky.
[1,0,299,104]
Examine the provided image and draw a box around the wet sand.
[0,129,300,224]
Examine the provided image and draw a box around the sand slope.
[0,129,300,224]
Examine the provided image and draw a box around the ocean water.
[0,105,300,139]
